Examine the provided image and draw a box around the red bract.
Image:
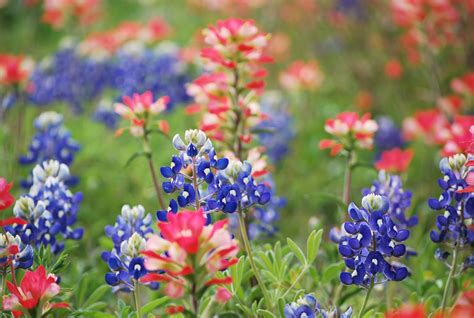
[451,72,474,95]
[114,91,169,137]
[3,265,68,317]
[279,60,324,92]
[375,148,414,174]
[0,178,14,211]
[141,210,239,301]
[450,289,474,317]
[319,112,378,156]
[384,59,403,79]
[0,54,34,86]
[201,18,272,69]
[385,304,426,318]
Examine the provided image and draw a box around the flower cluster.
[141,210,239,300]
[102,204,158,292]
[8,161,83,254]
[28,40,189,114]
[20,111,80,187]
[40,0,102,29]
[114,91,169,137]
[186,18,271,151]
[284,294,352,318]
[428,154,474,270]
[390,0,468,64]
[363,171,417,228]
[3,265,68,317]
[403,109,474,157]
[319,112,378,156]
[0,53,34,86]
[279,60,324,92]
[159,130,271,222]
[338,194,410,286]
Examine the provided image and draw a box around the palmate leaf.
[306,229,323,264]
[286,238,306,265]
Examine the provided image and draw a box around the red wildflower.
[384,59,403,79]
[3,265,68,316]
[375,148,414,174]
[385,304,426,318]
[279,60,324,92]
[0,54,34,86]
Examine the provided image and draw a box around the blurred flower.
[255,92,295,163]
[215,286,232,304]
[8,160,83,254]
[114,91,169,137]
[319,112,378,156]
[279,60,324,92]
[0,178,15,211]
[375,148,414,174]
[384,304,426,318]
[354,90,373,111]
[141,210,239,302]
[451,72,474,96]
[451,289,474,317]
[338,194,410,286]
[0,54,34,86]
[41,0,102,29]
[384,59,403,79]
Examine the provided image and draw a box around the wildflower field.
[0,1,474,317]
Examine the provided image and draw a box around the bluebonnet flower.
[159,129,272,222]
[20,111,80,188]
[374,117,405,159]
[229,175,283,240]
[0,232,34,269]
[8,160,84,254]
[255,92,295,163]
[285,294,352,318]
[363,171,417,228]
[28,46,111,114]
[337,194,410,287]
[428,154,474,271]
[102,204,158,292]
[335,0,367,20]
[28,43,190,117]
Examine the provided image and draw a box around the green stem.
[281,265,309,299]
[143,135,166,210]
[441,244,459,317]
[191,157,201,210]
[133,281,142,318]
[237,205,272,310]
[358,279,374,318]
[343,151,353,207]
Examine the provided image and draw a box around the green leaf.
[287,238,306,265]
[257,309,276,318]
[141,297,169,315]
[362,309,375,318]
[322,261,345,283]
[306,229,323,264]
[83,285,110,309]
[77,273,91,306]
[278,298,286,317]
